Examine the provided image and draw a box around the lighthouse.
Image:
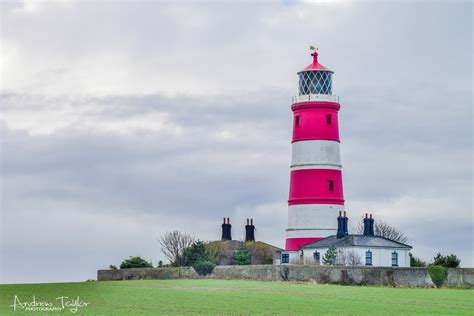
[285,49,344,251]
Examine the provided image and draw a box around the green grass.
[1,279,473,315]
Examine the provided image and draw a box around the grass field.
[1,279,473,315]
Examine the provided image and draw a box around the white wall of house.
[300,246,410,267]
[279,251,301,265]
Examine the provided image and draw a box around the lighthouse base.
[285,203,341,250]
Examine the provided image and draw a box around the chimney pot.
[227,217,230,224]
[251,218,253,225]
[343,211,346,217]
[339,211,342,217]
[370,214,372,219]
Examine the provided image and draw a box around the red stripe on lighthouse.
[288,169,344,205]
[292,105,340,142]
[285,237,323,251]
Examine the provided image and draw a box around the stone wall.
[211,265,436,287]
[97,265,474,288]
[97,267,198,281]
[445,268,474,288]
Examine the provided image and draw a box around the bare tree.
[335,249,362,266]
[159,231,195,266]
[346,250,362,266]
[355,217,408,244]
[335,249,347,265]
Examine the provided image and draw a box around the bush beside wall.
[428,266,448,288]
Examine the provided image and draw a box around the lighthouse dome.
[297,51,333,96]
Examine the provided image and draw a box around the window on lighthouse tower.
[326,114,332,125]
[295,115,300,127]
[328,180,334,192]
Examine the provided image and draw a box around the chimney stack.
[363,213,371,236]
[336,211,344,238]
[245,218,255,242]
[337,211,349,239]
[221,217,232,241]
[369,214,375,236]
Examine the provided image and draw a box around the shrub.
[245,242,274,264]
[323,246,337,265]
[109,265,118,270]
[119,256,153,269]
[432,253,460,268]
[182,241,212,266]
[193,261,216,276]
[158,260,163,267]
[233,244,252,265]
[204,241,229,265]
[409,254,427,267]
[428,265,448,288]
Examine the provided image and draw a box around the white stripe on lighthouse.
[286,228,336,238]
[287,204,343,231]
[291,140,341,170]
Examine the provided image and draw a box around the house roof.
[301,234,412,250]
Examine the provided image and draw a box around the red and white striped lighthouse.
[285,50,344,251]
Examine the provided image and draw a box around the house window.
[392,252,398,267]
[328,180,334,192]
[365,250,372,266]
[295,115,300,127]
[313,251,320,263]
[281,253,289,264]
[326,114,332,125]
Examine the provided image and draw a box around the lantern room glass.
[298,71,332,96]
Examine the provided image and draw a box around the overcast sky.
[1,0,472,283]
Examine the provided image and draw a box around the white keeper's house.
[276,213,412,267]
